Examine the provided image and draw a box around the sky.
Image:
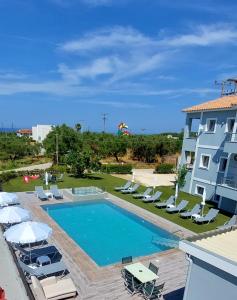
[1,0,237,133]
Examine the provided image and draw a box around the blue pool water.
[42,200,179,266]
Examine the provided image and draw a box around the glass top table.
[124,262,159,283]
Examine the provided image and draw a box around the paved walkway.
[112,169,176,187]
[0,231,29,300]
[0,162,52,174]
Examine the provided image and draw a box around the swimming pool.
[42,200,179,266]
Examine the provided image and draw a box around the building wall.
[184,256,237,300]
[31,125,52,142]
[180,108,237,213]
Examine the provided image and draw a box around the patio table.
[124,262,158,284]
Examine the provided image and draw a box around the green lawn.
[2,173,230,234]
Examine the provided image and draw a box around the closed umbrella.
[175,183,179,206]
[0,207,31,224]
[0,192,18,206]
[45,172,49,186]
[4,221,52,244]
[201,190,206,217]
[132,171,135,183]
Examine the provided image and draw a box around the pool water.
[43,200,179,266]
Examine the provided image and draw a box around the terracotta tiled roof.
[17,129,32,134]
[183,95,237,112]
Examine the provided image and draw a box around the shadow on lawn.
[68,174,103,180]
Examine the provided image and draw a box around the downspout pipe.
[183,254,193,300]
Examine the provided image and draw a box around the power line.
[102,113,108,133]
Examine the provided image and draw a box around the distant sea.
[0,128,19,133]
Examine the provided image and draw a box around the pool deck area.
[15,190,195,300]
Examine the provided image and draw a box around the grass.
[2,173,231,234]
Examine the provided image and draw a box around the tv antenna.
[102,113,108,133]
[215,78,237,96]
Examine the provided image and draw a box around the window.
[213,195,220,204]
[196,185,205,196]
[219,157,228,173]
[206,118,216,133]
[200,154,210,169]
[188,118,200,138]
[185,151,195,169]
[226,118,235,133]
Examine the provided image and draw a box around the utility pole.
[55,133,59,165]
[102,113,108,133]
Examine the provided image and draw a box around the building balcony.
[183,137,197,152]
[216,177,237,201]
[224,133,237,153]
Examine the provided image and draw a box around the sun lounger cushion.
[32,276,77,300]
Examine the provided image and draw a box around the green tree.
[0,134,40,161]
[43,124,81,163]
[66,149,100,177]
[177,165,188,188]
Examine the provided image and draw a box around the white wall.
[31,125,53,142]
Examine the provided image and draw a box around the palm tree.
[75,123,82,133]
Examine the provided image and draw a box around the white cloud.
[162,24,237,47]
[80,99,153,108]
[50,0,116,7]
[81,0,113,6]
[0,71,28,80]
[58,58,115,83]
[60,27,169,83]
[60,27,155,53]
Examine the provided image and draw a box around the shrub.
[0,171,18,183]
[46,164,68,174]
[155,163,175,174]
[101,164,132,174]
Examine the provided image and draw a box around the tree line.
[0,132,40,161]
[43,124,183,176]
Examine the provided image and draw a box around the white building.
[32,125,53,142]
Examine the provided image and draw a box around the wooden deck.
[17,190,193,300]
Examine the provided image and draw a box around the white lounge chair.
[143,191,162,203]
[166,200,188,213]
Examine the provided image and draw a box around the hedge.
[0,171,18,183]
[154,163,175,174]
[101,164,132,174]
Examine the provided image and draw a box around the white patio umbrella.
[201,190,206,217]
[175,183,179,206]
[0,192,18,206]
[45,172,49,186]
[0,207,31,224]
[153,176,157,194]
[4,221,52,244]
[132,171,135,183]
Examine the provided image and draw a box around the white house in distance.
[32,125,53,142]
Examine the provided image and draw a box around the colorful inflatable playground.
[117,122,131,136]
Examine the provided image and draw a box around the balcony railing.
[185,163,194,170]
[217,177,237,189]
[187,132,198,139]
[225,132,237,143]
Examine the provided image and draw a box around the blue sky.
[1,0,237,133]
